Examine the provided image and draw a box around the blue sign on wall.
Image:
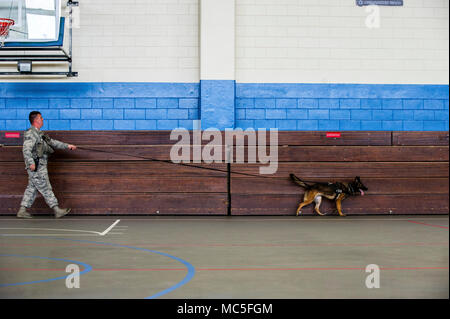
[356,0,403,6]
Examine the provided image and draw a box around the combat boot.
[17,206,33,219]
[53,206,71,219]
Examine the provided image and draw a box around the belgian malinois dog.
[290,174,368,217]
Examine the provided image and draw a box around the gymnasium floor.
[0,215,448,299]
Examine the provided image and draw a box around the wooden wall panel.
[231,194,449,215]
[392,132,449,146]
[1,130,188,146]
[231,162,448,178]
[1,130,448,216]
[231,178,449,195]
[231,146,448,162]
[1,130,393,147]
[230,131,449,216]
[0,162,228,177]
[0,130,228,215]
[0,176,227,194]
[3,145,448,162]
[0,194,228,215]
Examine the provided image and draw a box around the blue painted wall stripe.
[0,82,199,98]
[236,83,449,99]
[200,80,235,130]
[0,82,448,131]
[236,83,448,131]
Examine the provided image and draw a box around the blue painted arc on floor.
[0,237,196,299]
[0,254,93,287]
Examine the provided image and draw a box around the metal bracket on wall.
[0,0,79,77]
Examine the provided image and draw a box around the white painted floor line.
[99,219,121,236]
[0,234,120,237]
[0,228,102,235]
[1,232,123,237]
[0,221,125,236]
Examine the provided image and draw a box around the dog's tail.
[290,174,311,189]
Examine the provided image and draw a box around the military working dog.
[290,174,368,217]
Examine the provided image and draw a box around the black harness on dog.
[328,182,355,196]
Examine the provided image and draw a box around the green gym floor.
[0,215,448,299]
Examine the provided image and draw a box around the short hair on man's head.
[29,111,41,125]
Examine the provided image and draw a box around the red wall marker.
[326,132,341,138]
[5,132,20,138]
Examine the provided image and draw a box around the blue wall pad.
[200,80,235,130]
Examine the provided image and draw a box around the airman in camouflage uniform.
[17,111,77,219]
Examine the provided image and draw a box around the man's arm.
[22,131,37,169]
[50,138,77,150]
[44,135,69,150]
[44,135,76,150]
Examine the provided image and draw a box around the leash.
[77,146,278,180]
[2,143,322,184]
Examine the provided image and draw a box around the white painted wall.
[1,0,448,85]
[1,0,200,82]
[236,0,449,84]
[75,0,199,82]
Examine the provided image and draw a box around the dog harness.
[328,182,349,195]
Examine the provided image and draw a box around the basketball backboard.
[0,0,61,42]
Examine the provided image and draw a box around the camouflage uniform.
[20,126,69,209]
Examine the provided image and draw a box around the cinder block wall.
[236,0,449,84]
[0,0,448,131]
[234,0,449,131]
[0,83,199,130]
[234,84,449,131]
[72,0,199,82]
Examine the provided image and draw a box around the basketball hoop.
[0,18,14,47]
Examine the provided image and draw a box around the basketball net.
[0,18,14,47]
